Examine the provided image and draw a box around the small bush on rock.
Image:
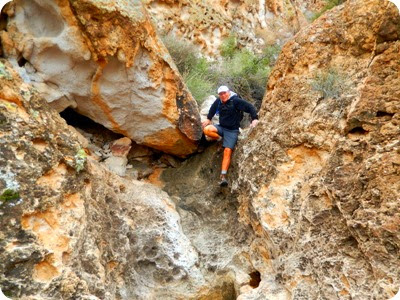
[311,68,345,99]
[162,34,214,104]
[0,189,20,203]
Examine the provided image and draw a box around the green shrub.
[220,34,238,59]
[310,0,346,21]
[311,68,344,99]
[217,44,281,104]
[184,71,214,104]
[161,34,199,74]
[0,189,20,203]
[162,32,281,105]
[74,148,87,172]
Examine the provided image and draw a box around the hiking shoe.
[220,178,228,187]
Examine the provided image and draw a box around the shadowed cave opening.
[376,111,394,118]
[249,271,261,288]
[59,107,179,179]
[0,5,8,32]
[0,4,9,58]
[17,57,27,67]
[60,107,124,142]
[348,126,368,135]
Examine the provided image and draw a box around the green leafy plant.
[0,188,20,203]
[216,43,281,104]
[162,32,281,105]
[162,34,215,103]
[220,34,238,59]
[74,149,87,172]
[161,34,199,75]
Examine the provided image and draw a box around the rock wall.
[234,0,400,298]
[143,0,324,56]
[1,0,202,157]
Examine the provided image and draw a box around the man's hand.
[202,119,212,128]
[250,119,259,128]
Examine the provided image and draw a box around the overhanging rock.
[2,0,202,157]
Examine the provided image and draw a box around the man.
[202,85,259,186]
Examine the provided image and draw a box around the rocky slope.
[233,0,400,298]
[1,0,201,157]
[143,0,325,56]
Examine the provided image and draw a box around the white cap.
[217,85,229,94]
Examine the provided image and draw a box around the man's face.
[219,91,230,103]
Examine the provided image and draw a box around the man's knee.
[224,148,233,155]
[204,125,217,135]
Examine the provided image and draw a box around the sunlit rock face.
[234,0,400,299]
[143,0,324,56]
[1,0,202,157]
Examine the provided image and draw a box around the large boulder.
[234,0,400,299]
[1,0,202,157]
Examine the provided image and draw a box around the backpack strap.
[216,99,221,115]
[217,97,243,120]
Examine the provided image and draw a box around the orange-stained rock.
[110,137,132,157]
[234,0,400,298]
[2,0,202,157]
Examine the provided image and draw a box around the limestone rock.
[233,0,400,298]
[199,95,217,123]
[103,137,131,176]
[109,137,131,158]
[2,0,202,157]
[144,0,323,56]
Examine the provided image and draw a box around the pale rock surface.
[199,95,217,123]
[103,137,132,177]
[233,0,400,299]
[1,0,202,157]
[144,0,324,56]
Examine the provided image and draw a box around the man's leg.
[221,148,233,176]
[219,128,239,186]
[220,147,233,186]
[203,125,220,140]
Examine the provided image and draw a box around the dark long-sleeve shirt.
[207,95,258,130]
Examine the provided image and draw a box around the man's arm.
[234,98,258,120]
[202,99,219,128]
[234,98,259,128]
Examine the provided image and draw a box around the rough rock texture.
[143,0,324,56]
[233,0,400,298]
[0,61,241,299]
[162,143,261,298]
[1,0,202,156]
